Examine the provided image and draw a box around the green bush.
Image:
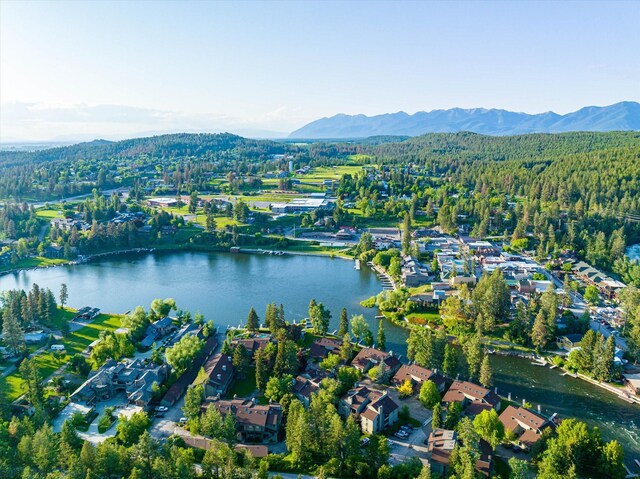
[359,296,377,308]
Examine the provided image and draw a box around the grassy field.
[35,208,63,219]
[0,312,123,400]
[406,312,441,325]
[0,256,69,273]
[296,165,366,180]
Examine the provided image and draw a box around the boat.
[354,259,361,270]
[531,362,546,366]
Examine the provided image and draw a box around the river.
[1,251,638,464]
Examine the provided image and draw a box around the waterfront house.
[338,385,399,434]
[140,316,176,348]
[391,364,446,394]
[441,380,501,416]
[498,406,552,450]
[201,353,235,397]
[212,398,283,443]
[556,334,584,351]
[71,358,168,408]
[309,337,343,361]
[230,336,274,359]
[351,347,401,375]
[161,334,219,407]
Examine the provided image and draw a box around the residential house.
[292,368,330,407]
[351,347,401,376]
[427,429,493,477]
[391,364,446,393]
[140,316,176,348]
[498,406,552,450]
[309,337,343,361]
[339,386,399,434]
[441,380,501,417]
[201,353,235,397]
[161,334,219,407]
[71,358,168,408]
[213,398,283,443]
[230,336,274,359]
[556,334,584,352]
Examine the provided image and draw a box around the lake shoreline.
[0,242,355,277]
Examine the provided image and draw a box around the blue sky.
[1,0,638,140]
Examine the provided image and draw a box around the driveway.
[150,395,186,440]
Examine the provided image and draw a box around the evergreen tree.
[442,343,458,378]
[377,319,386,351]
[340,333,353,362]
[431,403,442,430]
[2,308,25,354]
[479,354,493,388]
[246,307,259,331]
[59,283,68,310]
[338,307,349,337]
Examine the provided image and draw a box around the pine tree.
[59,283,68,310]
[2,308,25,354]
[402,213,411,255]
[255,348,268,391]
[338,308,349,337]
[442,344,458,378]
[246,307,259,331]
[531,310,549,349]
[479,354,493,388]
[377,319,386,351]
[431,403,442,430]
[340,333,353,362]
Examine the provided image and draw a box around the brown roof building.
[427,429,493,477]
[339,385,399,434]
[292,368,329,408]
[498,406,551,450]
[351,347,401,375]
[391,364,446,393]
[214,398,283,443]
[201,353,235,397]
[309,337,343,361]
[441,380,501,416]
[231,337,274,358]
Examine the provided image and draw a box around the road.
[544,269,628,351]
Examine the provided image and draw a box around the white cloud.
[0,102,295,142]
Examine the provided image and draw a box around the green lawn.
[35,208,63,219]
[0,256,69,273]
[226,368,257,398]
[405,312,441,325]
[0,312,123,400]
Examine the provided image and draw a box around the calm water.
[1,251,638,464]
[0,251,409,354]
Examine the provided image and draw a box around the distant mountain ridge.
[289,101,640,138]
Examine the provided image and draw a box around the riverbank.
[543,357,640,406]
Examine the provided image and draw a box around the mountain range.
[289,101,640,139]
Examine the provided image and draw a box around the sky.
[1,0,639,141]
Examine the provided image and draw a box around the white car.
[155,406,169,413]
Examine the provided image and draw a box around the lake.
[1,250,639,465]
[0,251,410,354]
